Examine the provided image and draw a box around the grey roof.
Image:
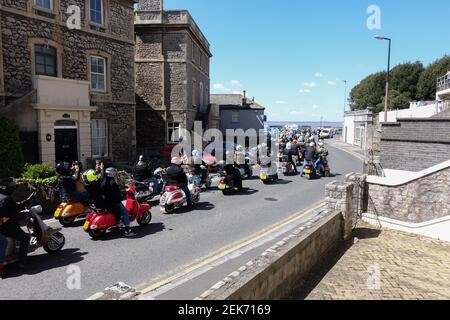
[210,94,266,110]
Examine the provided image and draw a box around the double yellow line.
[138,201,325,295]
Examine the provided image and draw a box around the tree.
[417,55,450,100]
[377,89,411,111]
[349,71,386,112]
[390,61,424,102]
[0,117,24,177]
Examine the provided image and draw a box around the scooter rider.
[0,178,32,270]
[301,142,318,177]
[100,168,135,237]
[224,152,243,191]
[134,155,152,183]
[166,157,193,210]
[56,162,88,203]
[315,141,329,172]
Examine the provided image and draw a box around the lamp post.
[343,80,347,114]
[375,35,391,123]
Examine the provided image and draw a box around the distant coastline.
[266,121,343,128]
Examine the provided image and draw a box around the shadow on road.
[91,222,166,242]
[3,248,88,279]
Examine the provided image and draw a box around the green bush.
[22,163,56,180]
[0,117,25,178]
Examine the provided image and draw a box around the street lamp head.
[374,35,385,40]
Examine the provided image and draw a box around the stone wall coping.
[367,160,450,186]
[195,207,342,300]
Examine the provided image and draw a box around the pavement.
[324,137,366,161]
[295,223,450,300]
[0,144,362,300]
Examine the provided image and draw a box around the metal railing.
[437,75,450,92]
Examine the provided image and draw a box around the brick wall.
[380,119,450,171]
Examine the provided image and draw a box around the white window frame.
[167,122,181,144]
[90,56,107,93]
[231,110,240,123]
[34,0,53,11]
[89,0,104,26]
[91,119,108,158]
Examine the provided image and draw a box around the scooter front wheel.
[164,204,175,214]
[137,211,152,226]
[59,216,76,227]
[43,232,65,253]
[88,229,106,239]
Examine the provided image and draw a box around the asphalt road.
[0,143,362,300]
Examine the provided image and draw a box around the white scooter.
[4,193,66,267]
[156,169,201,214]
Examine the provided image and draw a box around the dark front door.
[55,129,78,163]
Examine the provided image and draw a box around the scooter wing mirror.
[30,205,43,215]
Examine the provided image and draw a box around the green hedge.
[22,163,56,180]
[0,117,25,178]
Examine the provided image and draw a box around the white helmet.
[236,145,244,152]
[105,167,118,179]
[310,142,315,147]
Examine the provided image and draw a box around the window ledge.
[89,21,107,30]
[32,5,56,15]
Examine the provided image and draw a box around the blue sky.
[164,0,450,122]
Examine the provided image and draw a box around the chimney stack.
[242,90,247,105]
[137,0,163,11]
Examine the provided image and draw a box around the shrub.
[0,117,25,178]
[22,163,56,180]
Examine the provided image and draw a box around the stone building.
[134,0,213,156]
[0,0,136,166]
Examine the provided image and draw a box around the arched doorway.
[54,120,78,163]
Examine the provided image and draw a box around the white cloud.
[230,80,241,86]
[315,72,323,78]
[213,83,230,91]
[328,81,337,86]
[275,100,287,105]
[299,89,311,94]
[312,104,320,110]
[232,91,242,95]
[304,82,317,88]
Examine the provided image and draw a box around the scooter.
[4,193,66,267]
[280,155,296,176]
[259,165,279,185]
[159,180,201,214]
[317,157,331,177]
[302,160,317,180]
[54,201,91,226]
[218,170,243,195]
[185,165,212,189]
[83,183,153,239]
[134,174,164,203]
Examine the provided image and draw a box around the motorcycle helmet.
[56,162,71,176]
[0,177,17,196]
[83,169,100,184]
[105,167,118,179]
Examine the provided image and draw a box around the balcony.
[436,74,450,99]
[32,75,95,111]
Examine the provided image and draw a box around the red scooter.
[83,183,152,239]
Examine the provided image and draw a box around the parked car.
[320,128,334,139]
